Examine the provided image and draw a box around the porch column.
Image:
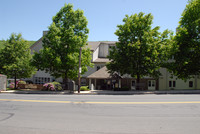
[94,79,97,90]
[89,78,92,90]
[119,79,121,88]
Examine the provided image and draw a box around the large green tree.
[0,33,36,89]
[169,0,200,79]
[32,4,92,88]
[107,12,173,89]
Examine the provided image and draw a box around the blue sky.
[0,0,188,41]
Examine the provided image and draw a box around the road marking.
[1,99,200,104]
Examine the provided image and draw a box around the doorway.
[148,80,155,90]
[131,80,136,90]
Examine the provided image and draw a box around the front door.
[131,80,136,90]
[148,80,155,90]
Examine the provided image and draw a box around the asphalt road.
[0,94,200,134]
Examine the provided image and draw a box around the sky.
[0,0,188,41]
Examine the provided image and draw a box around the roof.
[99,41,117,44]
[87,66,110,79]
[30,37,42,49]
[86,41,101,51]
[93,58,110,63]
[87,66,122,79]
[30,36,117,52]
[30,40,102,51]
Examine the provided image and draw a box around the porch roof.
[87,66,122,79]
[87,66,110,79]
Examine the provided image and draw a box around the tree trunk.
[136,73,140,90]
[63,72,68,90]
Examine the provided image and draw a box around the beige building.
[28,31,200,90]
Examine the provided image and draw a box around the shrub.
[52,82,63,91]
[9,82,15,89]
[80,86,90,91]
[18,80,26,84]
[8,80,26,89]
[43,82,63,91]
[43,83,55,91]
[25,80,33,84]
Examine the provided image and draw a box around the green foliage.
[107,12,173,84]
[0,40,35,49]
[80,86,90,91]
[27,41,36,47]
[0,40,5,49]
[52,81,63,91]
[32,4,93,83]
[43,82,62,91]
[169,0,200,79]
[18,80,26,84]
[0,33,36,79]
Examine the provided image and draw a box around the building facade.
[28,31,200,90]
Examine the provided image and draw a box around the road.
[0,94,200,134]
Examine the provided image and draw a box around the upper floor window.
[96,65,105,71]
[96,66,101,71]
[81,78,86,86]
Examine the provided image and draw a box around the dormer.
[98,42,116,58]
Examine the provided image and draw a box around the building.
[28,31,200,90]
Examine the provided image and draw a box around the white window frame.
[148,80,155,90]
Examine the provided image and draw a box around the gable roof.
[87,66,122,79]
[87,66,110,79]
[86,41,101,51]
[30,37,42,49]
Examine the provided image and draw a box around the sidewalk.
[90,90,200,95]
[1,89,200,95]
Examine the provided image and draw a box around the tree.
[107,12,173,90]
[0,33,36,89]
[169,0,200,79]
[32,4,92,89]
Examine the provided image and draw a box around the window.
[189,81,193,87]
[173,81,176,87]
[169,81,172,87]
[148,80,155,87]
[96,66,101,71]
[132,81,136,87]
[148,81,151,87]
[169,80,176,88]
[34,77,51,84]
[152,81,155,87]
[81,78,86,86]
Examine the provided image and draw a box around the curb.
[1,90,200,95]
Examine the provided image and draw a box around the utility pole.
[78,47,82,93]
[14,71,17,89]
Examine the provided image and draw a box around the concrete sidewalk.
[90,90,200,95]
[1,89,200,95]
